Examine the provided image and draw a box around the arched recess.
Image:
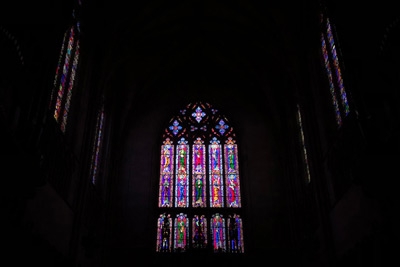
[156,101,244,253]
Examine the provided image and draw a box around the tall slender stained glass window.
[174,213,189,252]
[209,137,224,208]
[90,104,105,185]
[296,104,311,184]
[320,12,350,127]
[211,213,226,252]
[227,214,244,253]
[176,138,189,208]
[49,16,81,133]
[192,214,207,249]
[160,138,174,207]
[192,138,206,207]
[224,137,241,207]
[157,213,172,252]
[156,102,244,253]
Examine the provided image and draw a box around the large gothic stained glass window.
[156,102,244,253]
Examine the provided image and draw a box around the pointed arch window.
[156,102,244,254]
[49,13,81,133]
[320,11,350,127]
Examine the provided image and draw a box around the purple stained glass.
[175,138,189,207]
[192,106,206,123]
[211,213,226,252]
[158,101,244,253]
[159,138,174,207]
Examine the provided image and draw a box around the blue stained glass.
[169,120,182,135]
[215,119,229,135]
[192,106,206,123]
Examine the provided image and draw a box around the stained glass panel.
[321,13,350,127]
[159,138,174,207]
[227,214,244,253]
[211,213,226,252]
[209,137,224,208]
[175,138,189,207]
[224,137,241,208]
[192,215,207,249]
[157,213,172,252]
[90,105,104,185]
[174,213,189,252]
[192,137,206,207]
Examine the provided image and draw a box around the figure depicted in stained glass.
[177,171,186,206]
[194,147,202,169]
[212,147,219,170]
[162,175,171,207]
[212,169,222,207]
[194,174,203,205]
[162,147,171,173]
[179,146,187,166]
[227,147,235,172]
[177,217,186,249]
[227,174,238,207]
[213,215,224,252]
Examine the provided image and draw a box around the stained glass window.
[192,214,207,249]
[227,214,244,253]
[192,138,206,207]
[156,102,244,253]
[211,213,226,252]
[296,104,311,184]
[49,16,81,133]
[90,104,105,185]
[176,138,189,208]
[209,137,224,208]
[174,213,189,252]
[225,137,241,207]
[157,213,172,252]
[320,12,350,127]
